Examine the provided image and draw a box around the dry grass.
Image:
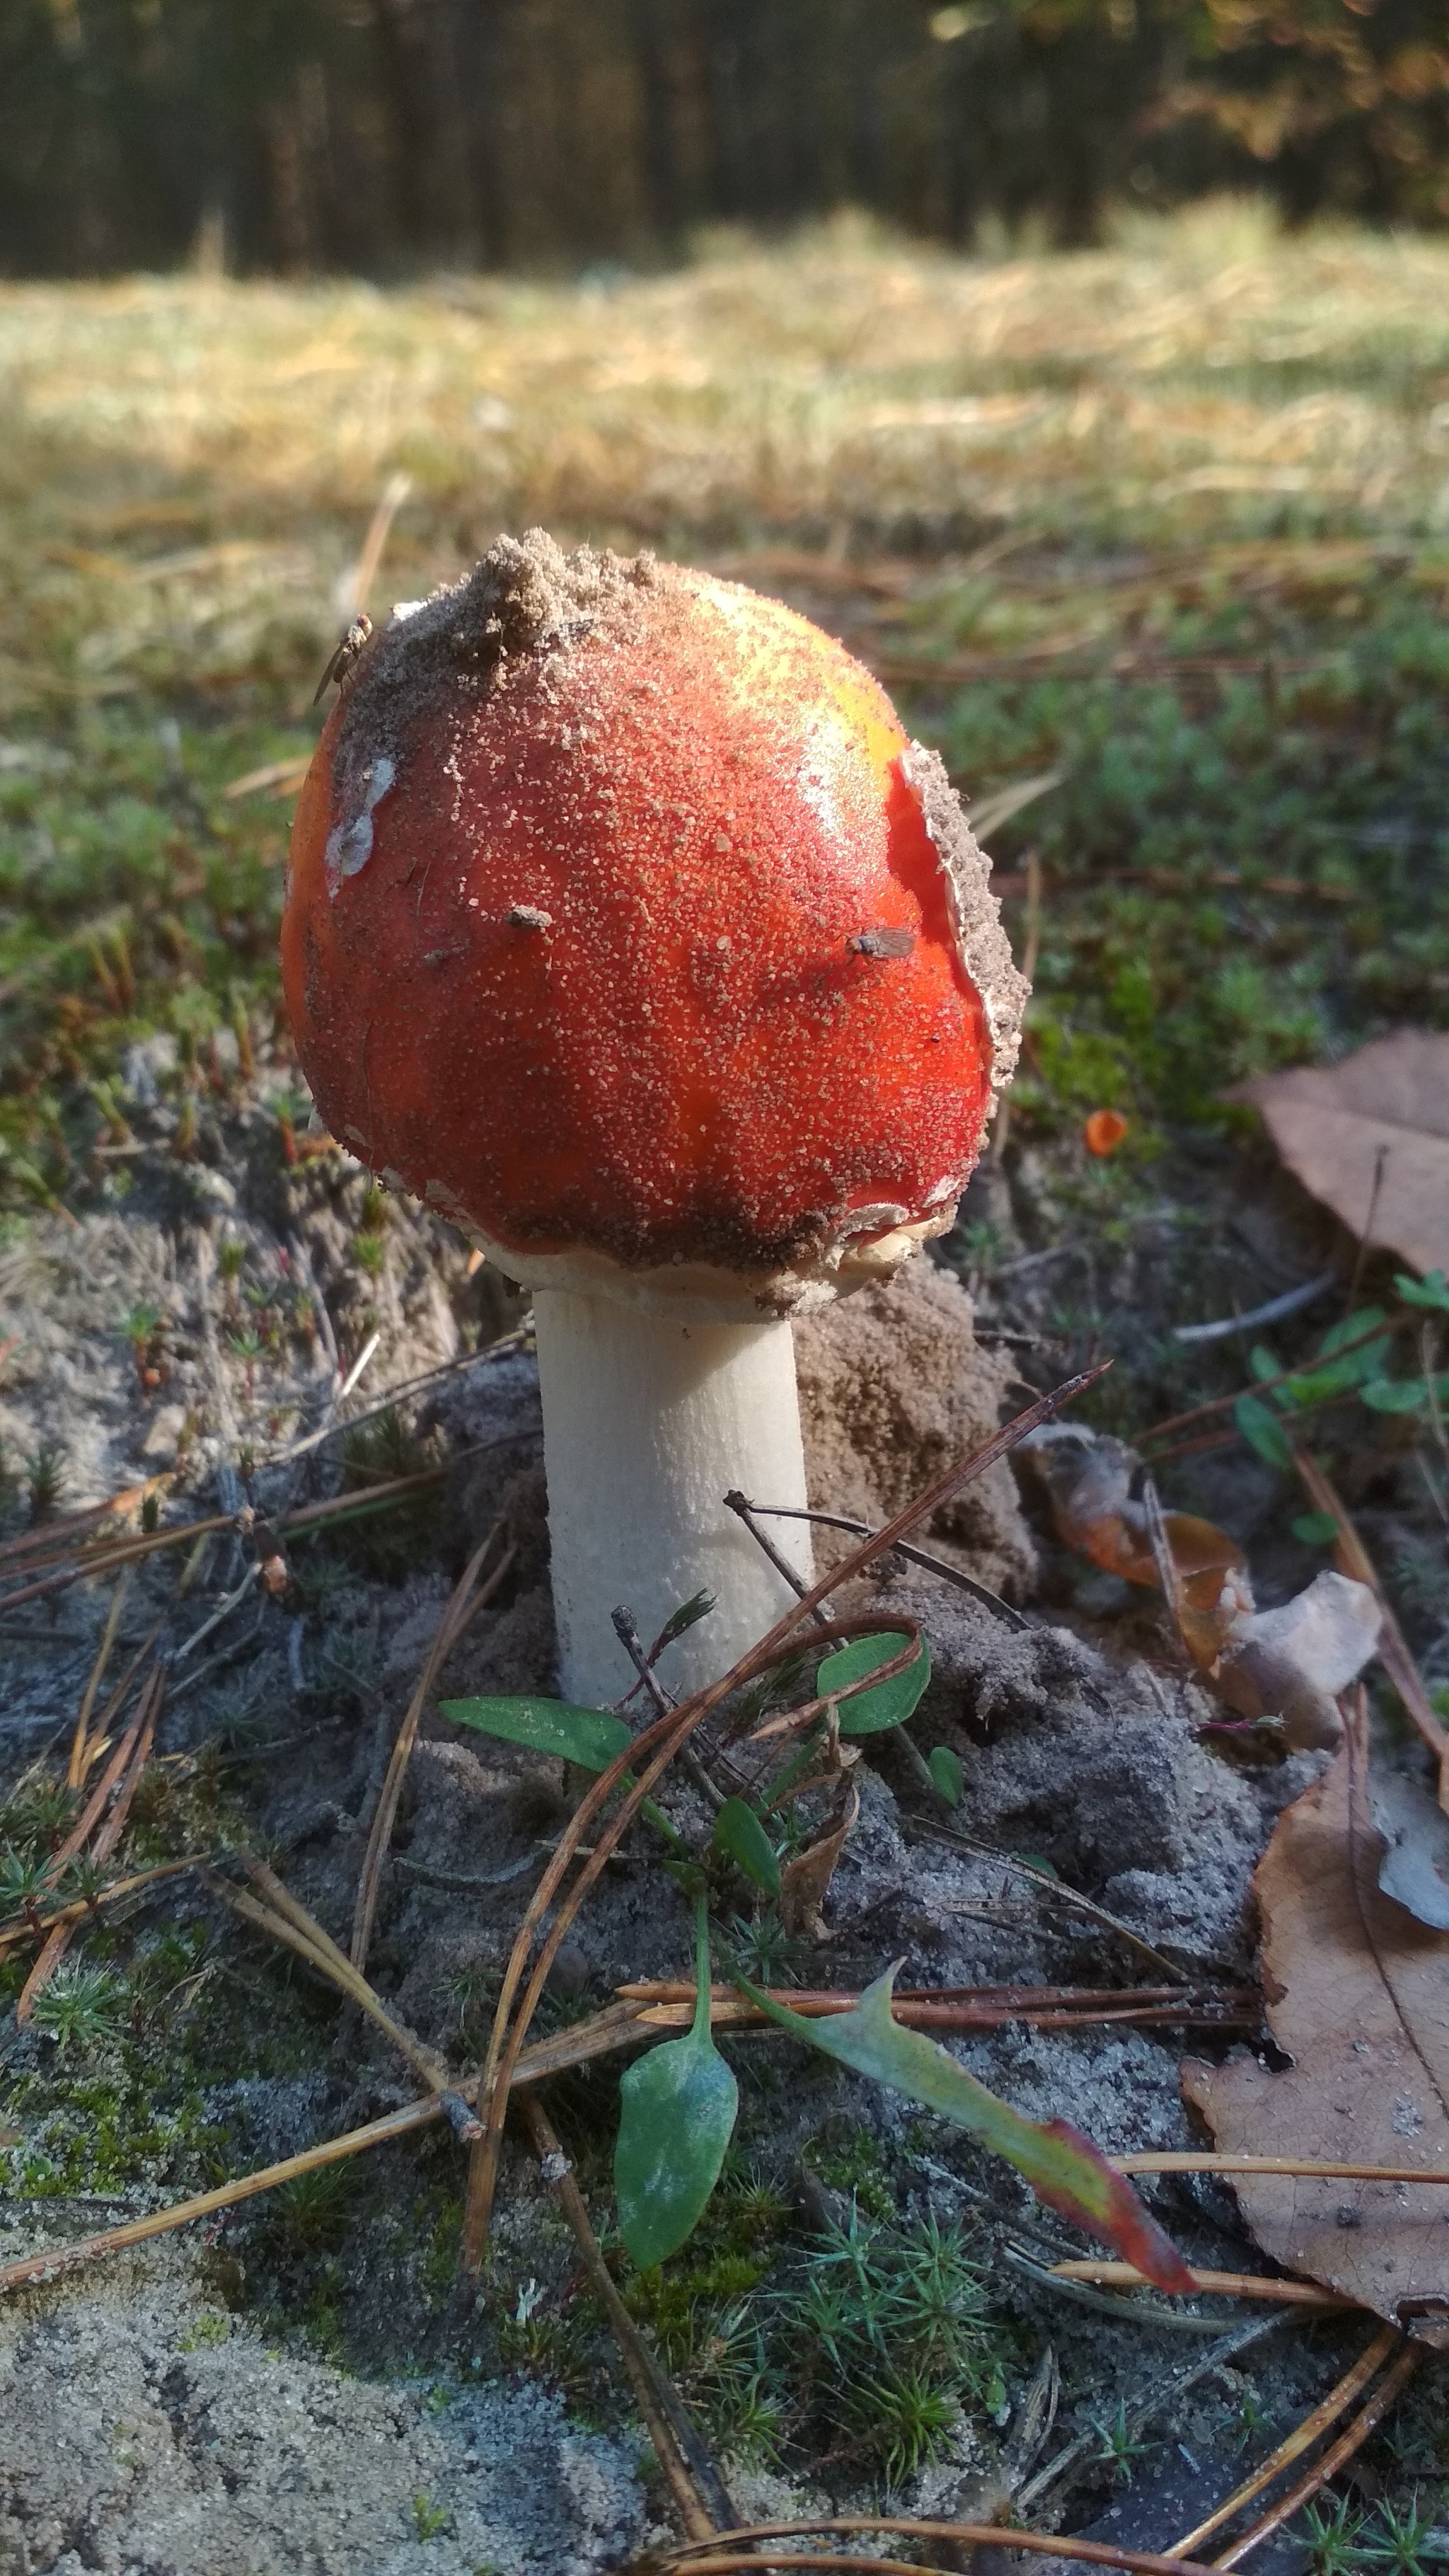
[3,201,1448,718]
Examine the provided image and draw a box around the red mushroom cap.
[282,531,1025,1318]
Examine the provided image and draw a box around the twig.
[721,1493,830,1629]
[645,2518,1225,2576]
[611,1605,728,1812]
[1138,1315,1392,1449]
[1164,2325,1399,2558]
[18,1663,163,2020]
[1211,2342,1419,2569]
[336,468,411,621]
[1112,2152,1449,2183]
[462,1367,1109,2269]
[350,1523,512,1969]
[521,2093,729,2543]
[1172,1275,1338,1345]
[172,1558,261,1664]
[1346,1145,1390,1316]
[1002,2248,1277,2331]
[731,1498,1029,1631]
[68,1568,132,1786]
[620,1980,1259,2033]
[906,1817,1193,1984]
[1046,2260,1352,2310]
[0,1463,461,1615]
[1016,2316,1293,2512]
[0,1857,202,1959]
[0,2095,450,2301]
[204,1863,461,2109]
[265,1322,530,1466]
[1141,1473,1187,1657]
[336,1328,381,1404]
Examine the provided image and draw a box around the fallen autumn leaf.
[1183,1730,1449,2345]
[1230,1030,1449,1280]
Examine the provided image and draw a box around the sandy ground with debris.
[0,1064,1332,2573]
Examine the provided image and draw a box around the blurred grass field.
[1,200,1448,1226]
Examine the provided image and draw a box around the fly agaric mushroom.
[282,532,1025,1706]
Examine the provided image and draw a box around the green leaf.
[1316,1306,1390,1356]
[442,1694,632,1769]
[440,1696,682,1846]
[1360,1376,1428,1415]
[1249,1344,1293,1408]
[817,1633,930,1737]
[712,1798,781,1897]
[1292,1510,1339,1546]
[927,1745,964,1808]
[734,1962,1193,2291]
[615,1899,738,2267]
[1395,1270,1449,1313]
[1234,1393,1294,1470]
[1284,1335,1392,1405]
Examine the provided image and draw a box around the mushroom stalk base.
[531,1288,814,1710]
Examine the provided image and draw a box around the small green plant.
[1299,2495,1367,2576]
[0,1846,53,1933]
[30,1965,128,2053]
[412,2494,450,2541]
[1095,2397,1155,2487]
[1362,2499,1439,2576]
[775,2204,999,2485]
[25,1441,67,1525]
[258,2163,357,2255]
[353,1229,386,1277]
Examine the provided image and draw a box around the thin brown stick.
[1113,2152,1449,2183]
[40,1634,161,1882]
[350,1524,512,1969]
[909,1817,1192,1983]
[1138,1317,1392,1449]
[68,1568,132,1787]
[0,1464,455,1616]
[205,1873,449,2095]
[1165,2325,1398,2558]
[0,1857,202,1957]
[0,1477,171,1568]
[623,1982,1259,2033]
[17,1664,161,2020]
[0,2095,446,2300]
[1141,1472,1188,1655]
[1049,2261,1351,2311]
[1210,2342,1419,2569]
[1290,1444,1449,1802]
[734,1498,1029,1630]
[648,2519,1224,2576]
[520,2093,726,2544]
[462,1366,1107,2269]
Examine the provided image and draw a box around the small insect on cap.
[282,530,1026,1321]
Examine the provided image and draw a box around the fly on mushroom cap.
[282,529,1027,1705]
[284,529,1024,1323]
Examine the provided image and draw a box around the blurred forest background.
[3,0,1448,280]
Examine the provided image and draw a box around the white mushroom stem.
[531,1288,815,1710]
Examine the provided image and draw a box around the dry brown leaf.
[1182,1737,1449,2346]
[1023,1427,1247,1656]
[1230,1030,1449,1277]
[779,1781,860,1940]
[1216,1570,1381,1751]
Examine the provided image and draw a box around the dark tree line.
[1,0,1445,278]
